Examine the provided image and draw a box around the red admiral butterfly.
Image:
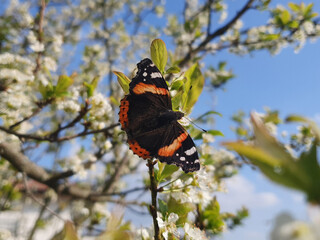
[118,58,200,173]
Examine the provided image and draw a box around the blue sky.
[194,2,320,239]
[213,38,320,239]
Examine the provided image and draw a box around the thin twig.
[33,0,46,75]
[9,99,53,129]
[147,159,160,240]
[22,173,67,222]
[48,100,90,139]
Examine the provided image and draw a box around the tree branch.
[0,123,120,142]
[0,142,50,182]
[0,142,147,203]
[179,0,255,67]
[147,159,160,240]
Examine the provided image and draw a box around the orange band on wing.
[158,132,188,157]
[132,82,168,95]
[129,140,151,159]
[119,97,129,129]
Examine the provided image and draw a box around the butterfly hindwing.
[156,123,200,173]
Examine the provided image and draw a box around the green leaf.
[158,164,179,183]
[167,197,195,225]
[304,3,314,18]
[194,129,224,140]
[170,79,184,91]
[280,10,291,25]
[286,115,320,143]
[182,63,204,114]
[218,61,227,70]
[39,82,54,99]
[97,213,133,240]
[195,110,222,121]
[158,198,168,216]
[51,221,79,240]
[171,91,183,111]
[165,66,180,74]
[203,199,224,233]
[150,39,168,73]
[288,20,299,29]
[224,113,320,204]
[113,71,130,94]
[84,76,100,98]
[55,75,74,97]
[260,33,280,41]
[288,2,300,12]
[223,141,306,190]
[297,143,320,203]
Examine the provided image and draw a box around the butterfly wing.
[156,123,200,173]
[129,58,172,109]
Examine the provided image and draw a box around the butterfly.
[118,58,200,173]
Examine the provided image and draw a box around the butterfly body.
[119,58,200,173]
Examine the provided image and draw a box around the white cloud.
[217,175,280,212]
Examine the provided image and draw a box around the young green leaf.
[55,75,74,97]
[167,197,195,225]
[286,115,320,143]
[113,71,130,94]
[150,39,168,73]
[158,164,179,183]
[165,66,180,74]
[182,63,204,114]
[203,199,224,233]
[224,113,320,204]
[84,76,100,98]
[158,198,168,216]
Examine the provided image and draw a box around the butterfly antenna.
[184,116,207,133]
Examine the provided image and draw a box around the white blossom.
[202,133,215,143]
[104,140,112,151]
[278,221,316,240]
[27,31,45,52]
[57,99,81,113]
[0,68,34,82]
[184,223,208,240]
[234,20,243,30]
[0,229,13,240]
[43,57,58,71]
[157,212,179,240]
[135,227,152,240]
[90,93,112,118]
[303,21,315,35]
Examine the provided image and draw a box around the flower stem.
[147,159,161,240]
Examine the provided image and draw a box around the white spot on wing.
[180,156,185,161]
[143,72,147,77]
[176,153,179,156]
[150,63,155,67]
[150,72,162,79]
[185,146,196,156]
[194,159,200,164]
